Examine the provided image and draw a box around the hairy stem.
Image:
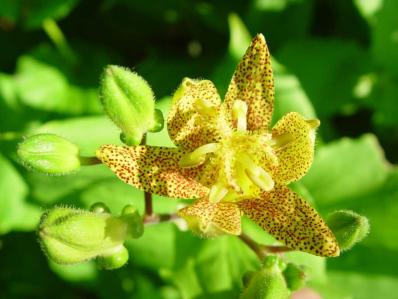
[239,233,293,260]
[239,233,266,260]
[140,134,153,217]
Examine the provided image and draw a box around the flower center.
[179,100,280,203]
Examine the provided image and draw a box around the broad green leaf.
[0,0,21,23]
[277,39,369,117]
[0,154,40,233]
[23,0,79,29]
[369,74,398,127]
[33,116,122,156]
[170,235,258,299]
[26,165,112,205]
[127,223,179,271]
[371,0,398,74]
[15,55,101,115]
[313,271,398,299]
[327,169,398,253]
[301,134,390,206]
[246,0,313,49]
[272,67,316,124]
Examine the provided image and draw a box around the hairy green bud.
[39,204,143,269]
[17,134,80,175]
[240,256,290,299]
[327,210,369,251]
[283,263,306,291]
[99,65,164,145]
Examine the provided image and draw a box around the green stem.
[143,213,178,225]
[239,233,266,260]
[79,156,102,165]
[140,134,153,217]
[42,18,77,65]
[239,233,293,261]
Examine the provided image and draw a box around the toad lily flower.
[97,34,340,257]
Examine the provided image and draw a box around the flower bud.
[17,134,80,175]
[283,263,306,291]
[99,65,164,145]
[326,210,369,251]
[38,204,143,269]
[240,256,290,299]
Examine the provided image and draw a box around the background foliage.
[1,0,397,298]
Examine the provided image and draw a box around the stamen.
[306,119,321,129]
[240,154,274,192]
[232,100,248,132]
[245,167,274,192]
[209,183,229,203]
[193,98,217,116]
[179,143,218,168]
[271,133,294,150]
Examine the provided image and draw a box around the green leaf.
[33,116,122,156]
[170,235,258,299]
[23,0,79,29]
[272,66,316,124]
[15,55,101,115]
[0,0,21,23]
[301,134,390,206]
[371,0,398,74]
[277,39,369,117]
[0,154,40,234]
[313,271,398,299]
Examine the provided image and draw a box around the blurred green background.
[1,0,397,298]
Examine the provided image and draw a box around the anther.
[240,154,274,192]
[271,133,294,150]
[209,183,229,203]
[179,143,218,168]
[193,98,218,117]
[232,100,248,132]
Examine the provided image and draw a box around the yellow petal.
[97,145,208,199]
[271,112,318,184]
[167,78,231,151]
[238,186,340,257]
[178,198,242,237]
[224,34,274,132]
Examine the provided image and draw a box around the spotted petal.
[167,78,231,151]
[178,198,242,237]
[238,186,339,257]
[224,34,274,132]
[271,112,318,184]
[97,145,208,199]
